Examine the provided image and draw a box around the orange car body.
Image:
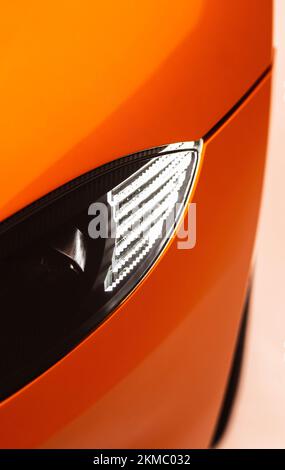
[0,1,272,448]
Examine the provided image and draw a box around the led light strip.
[115,154,190,222]
[112,188,182,273]
[112,154,175,205]
[116,169,187,239]
[115,173,186,256]
[104,141,202,292]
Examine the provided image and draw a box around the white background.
[220,0,285,448]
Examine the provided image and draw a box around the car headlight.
[0,140,203,400]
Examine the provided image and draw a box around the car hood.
[0,0,272,221]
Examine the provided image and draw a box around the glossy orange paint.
[0,1,272,222]
[0,0,272,449]
[0,72,271,448]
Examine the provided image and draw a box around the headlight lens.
[0,140,202,399]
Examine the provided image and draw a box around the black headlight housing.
[0,141,202,401]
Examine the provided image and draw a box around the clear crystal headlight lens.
[0,140,202,400]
